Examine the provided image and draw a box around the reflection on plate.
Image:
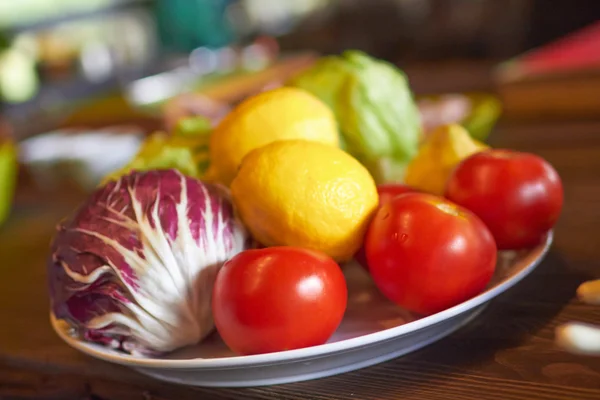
[51,232,552,387]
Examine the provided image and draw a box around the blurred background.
[1,0,600,136]
[0,0,600,218]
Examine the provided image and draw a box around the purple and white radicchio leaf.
[47,169,251,356]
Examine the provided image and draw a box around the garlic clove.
[555,322,600,356]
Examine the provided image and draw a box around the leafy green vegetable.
[171,117,212,173]
[173,116,212,138]
[289,50,422,183]
[101,116,216,185]
[416,92,502,143]
[101,133,203,185]
[460,94,502,142]
[0,140,17,226]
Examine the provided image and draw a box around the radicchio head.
[48,169,251,355]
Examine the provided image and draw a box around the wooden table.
[1,118,599,399]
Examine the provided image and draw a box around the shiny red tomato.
[365,193,497,315]
[355,183,418,269]
[445,149,563,250]
[212,247,347,355]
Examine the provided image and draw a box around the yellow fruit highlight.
[231,140,378,262]
[206,87,339,186]
[404,124,489,196]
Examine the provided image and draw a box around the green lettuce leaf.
[101,133,203,186]
[289,50,422,183]
[172,116,212,138]
[101,115,215,186]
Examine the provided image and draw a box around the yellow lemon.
[205,87,339,186]
[231,140,378,262]
[404,124,489,195]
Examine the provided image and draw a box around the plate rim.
[50,231,553,370]
[135,305,488,387]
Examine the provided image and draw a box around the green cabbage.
[289,50,422,183]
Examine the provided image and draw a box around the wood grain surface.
[1,117,599,399]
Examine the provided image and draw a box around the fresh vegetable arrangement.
[47,50,563,358]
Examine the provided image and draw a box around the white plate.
[51,232,553,387]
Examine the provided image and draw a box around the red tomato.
[365,193,497,315]
[445,149,563,250]
[212,247,347,355]
[376,183,418,205]
[354,183,418,269]
[353,246,369,271]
